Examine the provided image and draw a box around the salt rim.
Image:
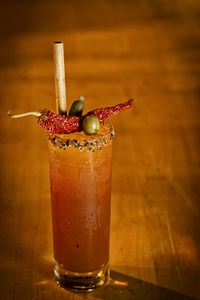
[48,122,115,152]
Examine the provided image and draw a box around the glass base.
[54,261,109,291]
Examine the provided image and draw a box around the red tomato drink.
[48,122,114,290]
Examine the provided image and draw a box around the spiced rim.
[47,122,115,152]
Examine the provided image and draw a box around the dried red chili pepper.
[87,98,133,122]
[39,110,81,134]
[39,99,133,134]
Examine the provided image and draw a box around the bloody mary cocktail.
[48,122,114,290]
[8,40,133,291]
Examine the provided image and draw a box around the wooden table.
[0,1,200,299]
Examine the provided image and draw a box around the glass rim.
[48,121,115,152]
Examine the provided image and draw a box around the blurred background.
[0,0,200,299]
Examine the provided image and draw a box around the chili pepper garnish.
[86,98,133,122]
[39,110,81,134]
[39,99,133,134]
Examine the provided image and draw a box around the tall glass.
[48,122,114,291]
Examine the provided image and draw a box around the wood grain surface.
[0,1,200,299]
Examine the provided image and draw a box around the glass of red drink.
[48,122,114,290]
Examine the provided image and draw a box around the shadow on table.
[87,269,199,300]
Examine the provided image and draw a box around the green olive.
[69,96,84,116]
[82,115,100,135]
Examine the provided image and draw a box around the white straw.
[54,42,67,115]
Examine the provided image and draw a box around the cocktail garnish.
[39,98,133,134]
[8,111,42,118]
[9,98,133,134]
[69,96,85,116]
[82,115,100,135]
[39,110,81,134]
[86,98,133,122]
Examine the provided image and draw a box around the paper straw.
[54,42,67,115]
